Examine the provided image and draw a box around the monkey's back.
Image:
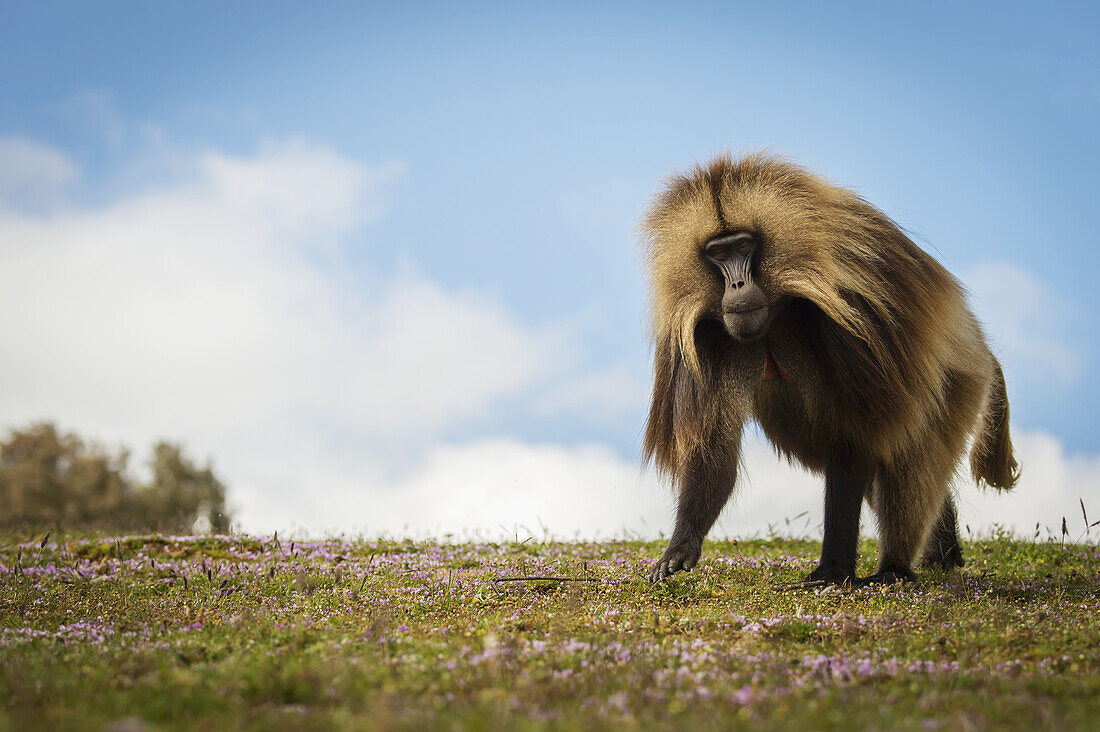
[748,291,995,474]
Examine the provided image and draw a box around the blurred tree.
[140,442,231,533]
[0,422,232,533]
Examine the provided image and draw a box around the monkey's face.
[703,231,772,342]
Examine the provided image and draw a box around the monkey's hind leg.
[802,447,874,587]
[920,495,965,571]
[864,454,953,585]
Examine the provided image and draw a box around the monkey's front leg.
[805,447,874,586]
[649,450,738,583]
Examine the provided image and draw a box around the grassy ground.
[1,530,1098,730]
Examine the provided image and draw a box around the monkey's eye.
[706,244,731,261]
[705,232,756,263]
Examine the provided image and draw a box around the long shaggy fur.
[642,153,1018,575]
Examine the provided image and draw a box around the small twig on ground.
[773,579,828,593]
[493,576,603,584]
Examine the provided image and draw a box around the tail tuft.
[969,360,1019,489]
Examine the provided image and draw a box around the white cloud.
[0,136,78,210]
[197,140,401,241]
[965,261,1082,384]
[0,138,566,528]
[234,434,820,540]
[355,440,671,540]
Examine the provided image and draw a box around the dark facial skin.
[704,232,770,341]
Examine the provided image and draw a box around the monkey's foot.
[920,543,965,571]
[775,563,855,591]
[649,541,701,583]
[854,567,917,587]
[805,562,856,587]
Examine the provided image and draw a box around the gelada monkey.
[642,154,1017,585]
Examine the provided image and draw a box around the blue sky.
[1,2,1098,536]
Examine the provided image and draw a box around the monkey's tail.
[969,359,1019,489]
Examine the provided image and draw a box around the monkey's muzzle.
[723,306,768,341]
[722,286,770,342]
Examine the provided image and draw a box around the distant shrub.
[0,422,231,533]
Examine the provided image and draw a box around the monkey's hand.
[649,539,702,583]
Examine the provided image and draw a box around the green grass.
[1,531,1098,730]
